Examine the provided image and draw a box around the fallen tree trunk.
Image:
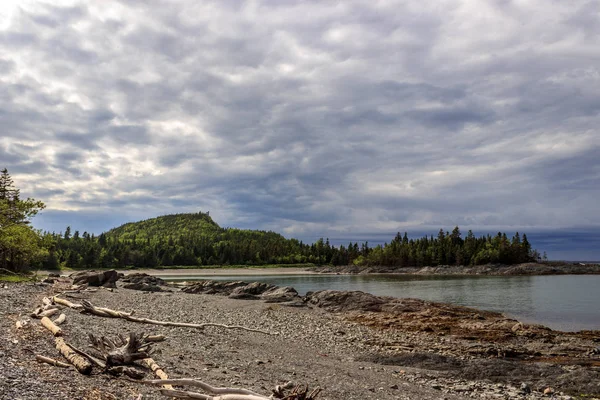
[55,337,93,375]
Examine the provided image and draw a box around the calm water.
[160,274,600,332]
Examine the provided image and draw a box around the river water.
[160,273,600,332]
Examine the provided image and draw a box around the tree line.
[0,168,540,272]
[38,217,538,270]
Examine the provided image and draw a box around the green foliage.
[0,168,46,271]
[40,212,538,270]
[0,274,35,282]
[354,227,538,268]
[41,212,331,269]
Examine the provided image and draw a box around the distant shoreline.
[313,262,600,276]
[39,262,600,278]
[119,267,318,276]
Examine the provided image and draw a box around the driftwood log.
[40,316,62,336]
[52,295,83,310]
[31,307,59,319]
[53,313,66,325]
[50,297,274,335]
[142,358,173,389]
[36,355,71,368]
[145,379,321,400]
[55,337,93,374]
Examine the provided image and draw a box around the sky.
[1,0,599,260]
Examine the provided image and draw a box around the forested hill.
[43,212,311,269]
[104,212,222,242]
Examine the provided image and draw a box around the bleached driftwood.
[31,307,59,319]
[36,355,71,368]
[145,334,166,342]
[53,313,66,325]
[55,337,93,374]
[41,316,62,336]
[30,298,60,317]
[50,298,274,335]
[159,389,267,400]
[146,379,267,400]
[52,295,83,310]
[40,308,60,318]
[142,358,173,389]
[145,379,321,400]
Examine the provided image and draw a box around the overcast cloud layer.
[1,0,599,259]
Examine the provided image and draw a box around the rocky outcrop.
[181,280,247,295]
[260,286,298,303]
[229,282,276,299]
[303,290,388,312]
[182,280,302,305]
[120,273,167,292]
[70,270,120,288]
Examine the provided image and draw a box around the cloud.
[1,0,599,258]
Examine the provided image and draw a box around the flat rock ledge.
[70,270,120,288]
[181,280,300,304]
[120,272,167,292]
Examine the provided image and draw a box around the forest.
[0,168,539,272]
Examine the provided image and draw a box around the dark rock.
[260,286,299,302]
[229,282,275,299]
[70,270,120,288]
[181,280,247,295]
[121,273,166,292]
[303,290,386,312]
[47,273,60,278]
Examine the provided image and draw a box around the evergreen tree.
[0,168,46,271]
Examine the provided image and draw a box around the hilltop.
[104,212,222,242]
[42,212,311,269]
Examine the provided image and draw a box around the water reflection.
[161,273,600,332]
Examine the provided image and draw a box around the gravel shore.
[1,279,598,400]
